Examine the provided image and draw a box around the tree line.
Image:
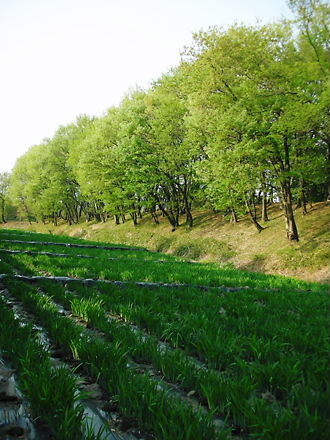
[1,0,329,241]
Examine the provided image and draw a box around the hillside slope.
[1,202,329,283]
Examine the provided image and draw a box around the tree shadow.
[240,254,267,273]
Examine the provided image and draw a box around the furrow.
[0,273,254,293]
[0,286,140,440]
[0,248,195,265]
[33,283,228,435]
[0,285,151,440]
[2,277,225,440]
[0,240,147,252]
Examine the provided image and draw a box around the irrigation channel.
[0,229,329,440]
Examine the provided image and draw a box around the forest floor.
[1,202,329,284]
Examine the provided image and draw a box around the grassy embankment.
[1,202,329,283]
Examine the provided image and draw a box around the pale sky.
[0,0,292,174]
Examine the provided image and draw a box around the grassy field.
[2,202,328,283]
[0,228,328,439]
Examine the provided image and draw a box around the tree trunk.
[0,198,6,223]
[22,201,32,225]
[181,177,193,227]
[281,136,299,241]
[158,204,178,229]
[281,182,299,241]
[268,186,274,204]
[53,212,58,226]
[151,207,159,224]
[186,209,193,227]
[245,199,264,232]
[300,179,308,215]
[78,204,83,219]
[230,208,238,223]
[252,195,257,220]
[183,194,193,227]
[261,175,269,222]
[130,212,138,226]
[325,134,330,200]
[296,178,308,215]
[262,191,269,222]
[154,189,179,229]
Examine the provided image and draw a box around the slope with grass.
[1,202,329,283]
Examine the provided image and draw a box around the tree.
[182,17,329,240]
[117,76,201,229]
[148,73,200,227]
[7,5,328,239]
[287,0,330,203]
[9,144,48,223]
[70,108,132,223]
[0,172,10,223]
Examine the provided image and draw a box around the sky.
[0,0,293,174]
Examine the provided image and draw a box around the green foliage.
[0,172,13,222]
[5,3,330,241]
[0,229,328,438]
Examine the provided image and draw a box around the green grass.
[36,279,329,438]
[0,295,92,439]
[0,228,329,439]
[0,249,325,293]
[3,277,223,440]
[0,235,179,261]
[1,202,328,282]
[0,228,142,247]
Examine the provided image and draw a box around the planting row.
[32,279,330,439]
[0,248,324,293]
[1,271,329,438]
[0,248,190,267]
[0,230,328,439]
[0,291,107,440]
[0,239,146,252]
[0,229,136,247]
[1,229,326,292]
[0,285,162,440]
[0,233,177,262]
[1,277,225,440]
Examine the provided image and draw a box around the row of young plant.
[29,279,247,434]
[0,248,325,293]
[35,281,231,429]
[0,229,327,292]
[82,281,329,436]
[0,228,141,246]
[0,229,119,245]
[33,279,330,439]
[0,232,177,262]
[0,292,101,440]
[1,249,328,439]
[1,275,225,440]
[0,232,328,438]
